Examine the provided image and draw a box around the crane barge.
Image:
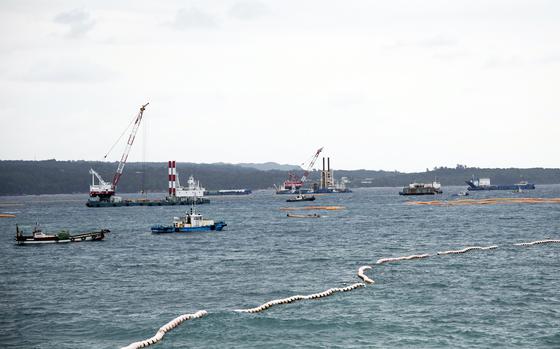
[275,147,323,194]
[86,104,210,207]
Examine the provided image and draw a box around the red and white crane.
[277,147,323,192]
[300,147,323,184]
[89,103,149,201]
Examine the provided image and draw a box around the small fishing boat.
[15,224,109,245]
[286,194,316,203]
[451,190,469,197]
[286,213,321,218]
[151,207,226,233]
[399,181,442,195]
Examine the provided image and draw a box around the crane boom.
[300,147,323,183]
[111,103,149,187]
[89,169,109,186]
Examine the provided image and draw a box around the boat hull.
[86,197,210,207]
[151,222,226,233]
[314,188,352,194]
[277,188,351,194]
[466,183,536,191]
[16,230,108,245]
[204,189,252,196]
[399,191,440,196]
[286,213,321,218]
[276,189,313,195]
[286,197,316,202]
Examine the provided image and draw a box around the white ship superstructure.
[167,161,205,200]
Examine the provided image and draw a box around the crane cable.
[103,114,137,160]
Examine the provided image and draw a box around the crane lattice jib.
[300,147,323,183]
[112,103,149,187]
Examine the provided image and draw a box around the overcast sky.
[0,0,558,171]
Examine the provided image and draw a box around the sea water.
[0,187,559,348]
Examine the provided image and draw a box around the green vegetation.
[0,160,559,195]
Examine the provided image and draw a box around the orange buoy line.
[280,206,346,211]
[406,197,560,207]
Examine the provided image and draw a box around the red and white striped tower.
[168,161,177,196]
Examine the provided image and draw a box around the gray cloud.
[171,7,218,30]
[484,56,525,69]
[54,8,95,38]
[384,35,457,50]
[21,60,114,83]
[228,0,268,21]
[534,53,560,65]
[328,92,366,109]
[432,50,470,62]
[418,35,456,48]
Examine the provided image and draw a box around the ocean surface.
[1,186,559,348]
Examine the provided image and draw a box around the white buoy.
[358,265,374,284]
[120,310,208,349]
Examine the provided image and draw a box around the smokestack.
[328,157,330,171]
[168,160,176,196]
[323,157,325,171]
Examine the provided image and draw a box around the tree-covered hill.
[0,160,559,195]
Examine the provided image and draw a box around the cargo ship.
[466,177,535,191]
[204,189,252,196]
[399,181,443,195]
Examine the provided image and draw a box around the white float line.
[121,239,559,346]
[357,265,374,284]
[514,239,560,246]
[120,310,208,349]
[235,283,365,314]
[437,245,498,255]
[376,253,431,265]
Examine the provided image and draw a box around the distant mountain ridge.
[1,160,560,195]
[234,162,302,171]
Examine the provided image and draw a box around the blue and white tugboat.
[151,207,226,233]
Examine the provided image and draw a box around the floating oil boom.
[88,103,148,203]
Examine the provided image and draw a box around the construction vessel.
[87,160,209,207]
[86,106,210,207]
[313,157,352,193]
[87,103,149,206]
[275,148,323,194]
